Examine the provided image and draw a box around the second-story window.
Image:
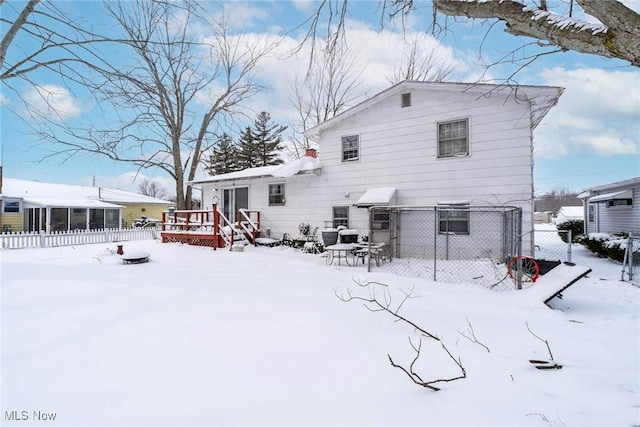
[438,118,469,158]
[341,135,359,162]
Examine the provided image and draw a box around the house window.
[3,201,20,213]
[105,209,120,229]
[333,206,349,228]
[607,199,632,207]
[269,183,285,206]
[438,118,469,158]
[372,211,390,230]
[438,207,470,234]
[341,135,359,162]
[588,204,595,222]
[401,93,411,108]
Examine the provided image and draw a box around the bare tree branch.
[459,316,491,353]
[0,0,40,71]
[432,0,640,66]
[336,278,466,390]
[387,32,455,84]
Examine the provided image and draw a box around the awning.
[589,190,633,203]
[355,187,396,207]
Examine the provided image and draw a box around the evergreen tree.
[236,126,260,170]
[205,133,240,176]
[252,111,287,167]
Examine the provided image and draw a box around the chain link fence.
[622,233,640,287]
[531,228,572,263]
[367,206,523,290]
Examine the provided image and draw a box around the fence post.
[622,233,635,283]
[433,207,438,282]
[40,230,46,248]
[516,208,523,290]
[213,204,219,250]
[628,234,635,283]
[567,230,572,263]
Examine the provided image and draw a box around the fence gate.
[368,206,522,290]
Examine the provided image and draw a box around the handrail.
[237,209,260,246]
[216,208,238,247]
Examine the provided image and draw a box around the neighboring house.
[534,211,552,223]
[190,81,563,255]
[0,176,174,232]
[552,206,583,225]
[579,177,640,235]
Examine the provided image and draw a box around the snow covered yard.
[1,238,638,426]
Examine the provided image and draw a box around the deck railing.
[160,206,260,249]
[0,227,158,249]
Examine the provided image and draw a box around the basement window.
[438,206,470,235]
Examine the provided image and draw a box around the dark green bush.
[581,235,609,257]
[556,220,584,243]
[581,232,629,261]
[604,241,626,263]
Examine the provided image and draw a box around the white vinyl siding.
[589,186,640,234]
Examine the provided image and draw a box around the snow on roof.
[190,165,280,184]
[23,198,123,209]
[271,156,321,178]
[98,188,173,205]
[557,206,583,218]
[1,178,172,205]
[304,81,563,140]
[190,157,322,184]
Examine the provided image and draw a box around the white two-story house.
[190,81,563,256]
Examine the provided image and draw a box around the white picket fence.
[0,228,159,249]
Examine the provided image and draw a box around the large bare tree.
[288,39,363,158]
[30,0,276,209]
[387,32,455,84]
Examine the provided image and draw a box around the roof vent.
[401,92,411,108]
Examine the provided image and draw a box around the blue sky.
[1,0,638,196]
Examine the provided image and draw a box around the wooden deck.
[161,231,225,248]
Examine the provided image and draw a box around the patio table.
[324,243,356,266]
